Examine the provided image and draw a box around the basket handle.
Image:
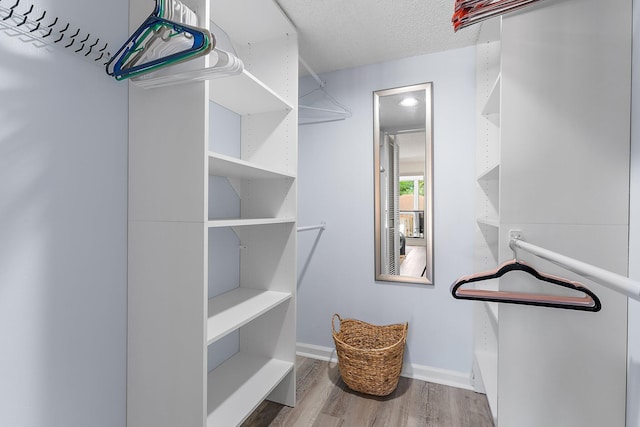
[332,313,342,334]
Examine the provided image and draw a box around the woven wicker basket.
[331,314,408,396]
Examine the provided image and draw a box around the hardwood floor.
[400,245,426,278]
[242,356,494,427]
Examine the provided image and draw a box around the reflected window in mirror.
[374,83,434,285]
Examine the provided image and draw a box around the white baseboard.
[296,342,474,391]
[296,342,340,363]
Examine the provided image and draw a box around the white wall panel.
[129,82,208,223]
[500,0,631,226]
[128,221,207,427]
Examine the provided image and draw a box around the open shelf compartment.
[481,74,501,118]
[477,217,499,228]
[207,288,292,344]
[206,352,294,426]
[477,163,500,182]
[209,151,295,180]
[209,70,292,115]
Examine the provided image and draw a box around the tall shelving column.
[127,1,297,426]
[206,1,298,426]
[473,17,501,425]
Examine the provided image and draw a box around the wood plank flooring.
[242,356,494,427]
[400,245,427,277]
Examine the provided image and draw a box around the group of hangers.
[106,0,214,80]
[450,239,601,312]
[451,0,543,32]
[0,0,111,64]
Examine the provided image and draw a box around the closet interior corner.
[127,0,298,425]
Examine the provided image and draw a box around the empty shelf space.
[208,152,295,180]
[207,288,292,344]
[207,218,295,228]
[207,352,294,426]
[209,70,292,115]
[477,163,500,182]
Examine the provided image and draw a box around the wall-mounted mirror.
[374,83,434,285]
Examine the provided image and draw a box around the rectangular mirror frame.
[374,82,434,285]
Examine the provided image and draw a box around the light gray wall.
[629,0,640,424]
[297,46,477,373]
[0,1,128,426]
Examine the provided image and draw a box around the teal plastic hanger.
[106,0,214,80]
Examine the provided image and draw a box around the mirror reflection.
[374,83,433,285]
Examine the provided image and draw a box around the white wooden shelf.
[207,352,294,426]
[477,163,500,182]
[475,350,498,423]
[207,217,295,228]
[477,217,500,228]
[209,69,292,115]
[207,288,292,344]
[208,152,295,180]
[482,74,501,117]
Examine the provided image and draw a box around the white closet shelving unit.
[127,0,297,426]
[473,17,501,425]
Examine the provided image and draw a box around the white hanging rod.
[297,221,326,232]
[510,233,640,301]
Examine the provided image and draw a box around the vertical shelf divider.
[473,16,501,426]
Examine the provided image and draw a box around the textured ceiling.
[275,0,481,75]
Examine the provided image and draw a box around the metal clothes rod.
[298,55,352,125]
[297,222,326,232]
[510,236,640,301]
